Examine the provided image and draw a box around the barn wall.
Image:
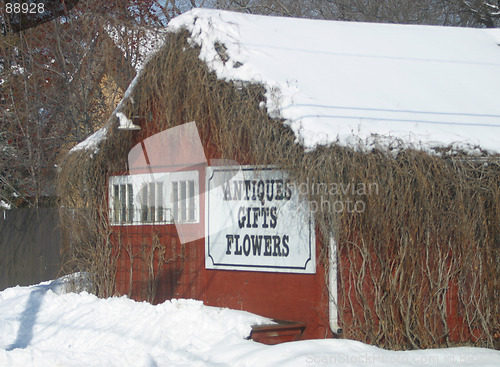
[112,226,330,340]
[337,231,490,348]
[109,123,499,346]
[111,156,332,340]
[113,226,205,304]
[205,238,331,339]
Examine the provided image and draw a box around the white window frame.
[109,171,199,225]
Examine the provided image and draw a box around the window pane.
[113,185,120,223]
[120,184,126,223]
[149,182,155,222]
[127,184,134,223]
[188,180,195,221]
[180,181,187,222]
[172,182,178,222]
[141,184,148,222]
[157,182,163,222]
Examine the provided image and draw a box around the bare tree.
[214,0,500,26]
[0,1,167,207]
[452,0,500,27]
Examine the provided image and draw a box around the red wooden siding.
[111,157,332,340]
[113,225,331,339]
[114,225,205,303]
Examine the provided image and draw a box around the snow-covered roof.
[168,9,500,154]
[74,9,500,154]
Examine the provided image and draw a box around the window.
[109,171,199,225]
[112,182,134,223]
[171,179,197,222]
[139,181,164,223]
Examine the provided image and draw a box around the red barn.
[108,121,331,343]
[65,9,500,349]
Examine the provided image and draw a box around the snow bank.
[1,280,499,366]
[0,280,269,367]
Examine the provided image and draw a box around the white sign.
[205,166,315,273]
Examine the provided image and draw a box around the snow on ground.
[1,278,499,367]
